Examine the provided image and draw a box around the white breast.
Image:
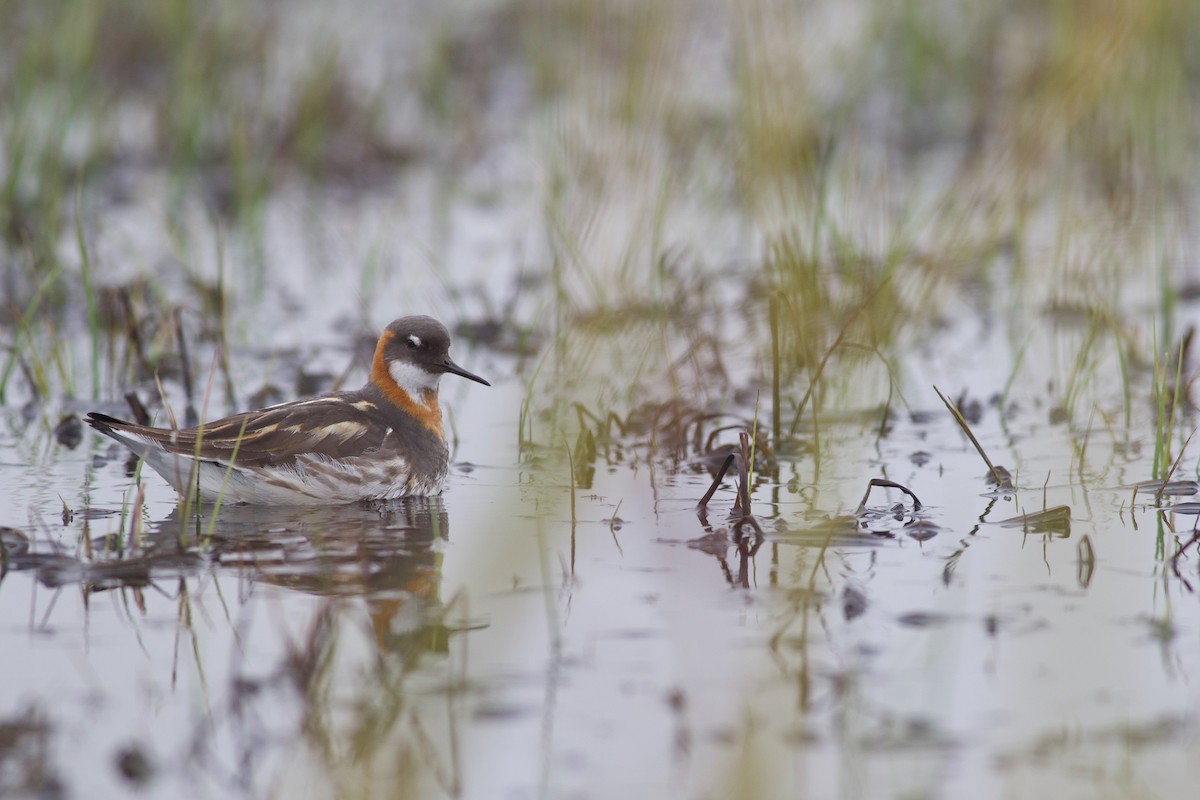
[388,361,440,405]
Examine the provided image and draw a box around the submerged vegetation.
[3,0,1200,797]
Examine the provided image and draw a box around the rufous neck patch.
[371,333,444,437]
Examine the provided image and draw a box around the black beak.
[442,357,491,386]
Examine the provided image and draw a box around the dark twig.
[119,288,152,377]
[697,454,736,510]
[1171,530,1200,593]
[934,385,1006,488]
[735,431,752,516]
[123,391,151,425]
[857,478,923,513]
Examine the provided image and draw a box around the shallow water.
[5,287,1200,799]
[5,1,1200,798]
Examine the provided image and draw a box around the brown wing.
[87,394,386,468]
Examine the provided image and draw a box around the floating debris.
[853,479,941,538]
[1133,479,1199,498]
[994,505,1072,537]
[842,586,868,621]
[53,414,82,448]
[115,745,155,786]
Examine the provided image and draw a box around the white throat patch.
[389,360,440,405]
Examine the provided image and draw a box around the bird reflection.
[154,497,452,663]
[148,497,463,794]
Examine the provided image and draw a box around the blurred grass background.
[1,0,1197,443]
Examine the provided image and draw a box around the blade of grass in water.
[0,265,62,403]
[75,184,101,400]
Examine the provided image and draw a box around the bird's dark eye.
[405,337,420,350]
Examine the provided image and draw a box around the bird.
[86,315,490,505]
